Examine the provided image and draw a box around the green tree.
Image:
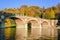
[34,9,41,17]
[45,12,50,19]
[24,8,29,16]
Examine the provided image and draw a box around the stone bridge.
[0,13,58,40]
[5,15,58,40]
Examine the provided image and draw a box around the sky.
[0,0,60,10]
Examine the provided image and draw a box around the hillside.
[0,3,60,19]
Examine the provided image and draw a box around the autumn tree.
[28,8,35,16]
[49,9,55,19]
[19,5,28,16]
[34,9,41,17]
[57,3,60,10]
[5,18,11,27]
[24,8,29,16]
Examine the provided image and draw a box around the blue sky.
[0,0,60,10]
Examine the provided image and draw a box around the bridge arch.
[5,17,24,27]
[41,21,49,37]
[27,19,41,39]
[4,17,25,40]
[4,17,16,40]
[10,17,27,40]
[10,17,24,21]
[26,18,39,24]
[41,21,48,25]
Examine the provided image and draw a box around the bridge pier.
[31,24,41,39]
[15,19,27,40]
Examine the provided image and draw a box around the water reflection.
[5,26,16,40]
[0,18,59,40]
[4,18,16,40]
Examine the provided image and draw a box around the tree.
[45,12,50,19]
[19,5,28,16]
[28,8,35,16]
[4,18,11,27]
[24,8,29,16]
[57,3,60,10]
[49,9,55,19]
[34,9,41,17]
[45,8,55,19]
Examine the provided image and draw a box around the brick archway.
[27,20,40,39]
[41,21,48,25]
[15,18,27,40]
[41,21,50,37]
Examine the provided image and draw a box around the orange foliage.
[19,8,25,16]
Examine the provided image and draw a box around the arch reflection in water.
[4,18,16,40]
[27,22,31,37]
[27,20,40,40]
